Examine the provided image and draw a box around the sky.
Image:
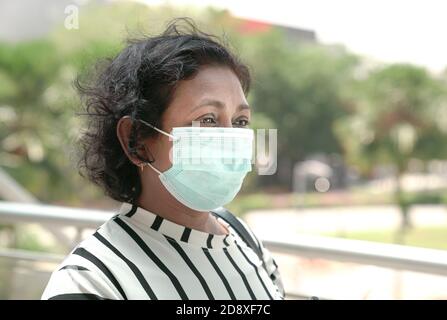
[140,0,447,73]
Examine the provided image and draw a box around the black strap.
[211,207,267,271]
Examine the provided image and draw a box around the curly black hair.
[76,17,251,204]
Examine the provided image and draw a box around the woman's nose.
[219,117,233,128]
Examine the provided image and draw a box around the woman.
[42,18,285,300]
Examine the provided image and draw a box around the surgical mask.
[139,120,253,211]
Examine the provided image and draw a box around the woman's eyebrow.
[238,103,251,111]
[190,99,251,113]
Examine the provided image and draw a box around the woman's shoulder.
[41,242,124,300]
[232,215,286,298]
[41,217,129,300]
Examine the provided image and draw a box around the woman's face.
[143,65,251,172]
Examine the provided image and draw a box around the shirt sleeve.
[236,217,286,299]
[41,257,123,300]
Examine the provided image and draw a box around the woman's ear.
[116,116,140,166]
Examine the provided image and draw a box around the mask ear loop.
[137,119,180,141]
[141,161,162,175]
[137,119,179,175]
[138,144,162,175]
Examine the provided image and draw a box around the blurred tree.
[235,30,358,189]
[0,38,115,203]
[335,64,447,242]
[0,40,70,200]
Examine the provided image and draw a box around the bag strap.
[211,207,267,271]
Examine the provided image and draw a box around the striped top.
[41,203,285,300]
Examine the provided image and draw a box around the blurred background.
[1,0,447,300]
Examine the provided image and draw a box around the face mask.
[139,120,253,211]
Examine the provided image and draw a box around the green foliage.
[239,31,358,162]
[334,63,447,232]
[336,64,447,174]
[399,190,447,206]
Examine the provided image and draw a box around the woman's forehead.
[170,65,247,108]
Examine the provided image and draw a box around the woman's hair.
[76,17,251,204]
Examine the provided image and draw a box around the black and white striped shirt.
[42,203,285,300]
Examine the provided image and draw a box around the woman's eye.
[233,119,250,127]
[200,116,216,125]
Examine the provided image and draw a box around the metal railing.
[0,247,64,263]
[0,201,114,228]
[2,200,447,299]
[263,237,447,277]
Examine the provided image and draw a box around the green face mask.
[139,121,253,211]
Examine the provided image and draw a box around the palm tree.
[336,64,447,243]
